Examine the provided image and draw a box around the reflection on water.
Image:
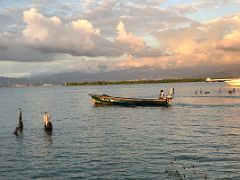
[177,96,240,107]
[44,131,53,144]
[0,82,240,179]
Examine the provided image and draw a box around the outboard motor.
[167,88,174,98]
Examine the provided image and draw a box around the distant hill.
[1,64,240,85]
[28,64,240,83]
[0,77,28,86]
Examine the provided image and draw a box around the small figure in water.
[219,88,221,93]
[43,112,52,131]
[159,90,165,98]
[17,108,23,131]
[195,90,197,95]
[204,90,210,94]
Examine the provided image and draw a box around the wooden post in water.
[18,108,23,131]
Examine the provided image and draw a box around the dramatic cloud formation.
[0,0,240,77]
[22,8,119,57]
[118,13,240,69]
[3,7,161,62]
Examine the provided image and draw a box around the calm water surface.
[0,82,239,179]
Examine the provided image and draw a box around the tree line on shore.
[64,78,205,86]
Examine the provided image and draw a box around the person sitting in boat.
[43,112,52,131]
[159,90,165,98]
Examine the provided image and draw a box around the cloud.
[119,5,194,34]
[82,0,117,16]
[80,0,195,37]
[1,1,240,76]
[22,8,120,57]
[0,31,55,62]
[166,0,239,16]
[219,24,240,51]
[120,0,164,7]
[166,4,199,15]
[71,19,100,34]
[213,14,240,52]
[0,7,163,63]
[0,44,54,62]
[21,8,165,60]
[116,21,145,52]
[116,55,170,69]
[115,21,165,58]
[116,13,240,69]
[82,0,100,10]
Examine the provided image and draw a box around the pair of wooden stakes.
[14,109,52,135]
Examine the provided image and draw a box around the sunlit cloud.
[22,8,116,57]
[116,21,145,52]
[117,13,240,69]
[0,0,240,77]
[219,17,240,52]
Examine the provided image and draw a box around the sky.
[0,0,240,77]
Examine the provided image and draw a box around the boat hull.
[225,79,240,86]
[89,94,172,106]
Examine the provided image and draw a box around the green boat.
[88,93,173,106]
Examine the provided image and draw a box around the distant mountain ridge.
[0,77,28,84]
[1,64,240,85]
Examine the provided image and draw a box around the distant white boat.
[225,78,240,86]
[206,78,232,82]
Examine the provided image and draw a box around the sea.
[0,82,239,179]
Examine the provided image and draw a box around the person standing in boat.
[159,90,165,98]
[43,112,52,131]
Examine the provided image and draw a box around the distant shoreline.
[64,78,205,86]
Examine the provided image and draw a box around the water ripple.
[0,84,240,179]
